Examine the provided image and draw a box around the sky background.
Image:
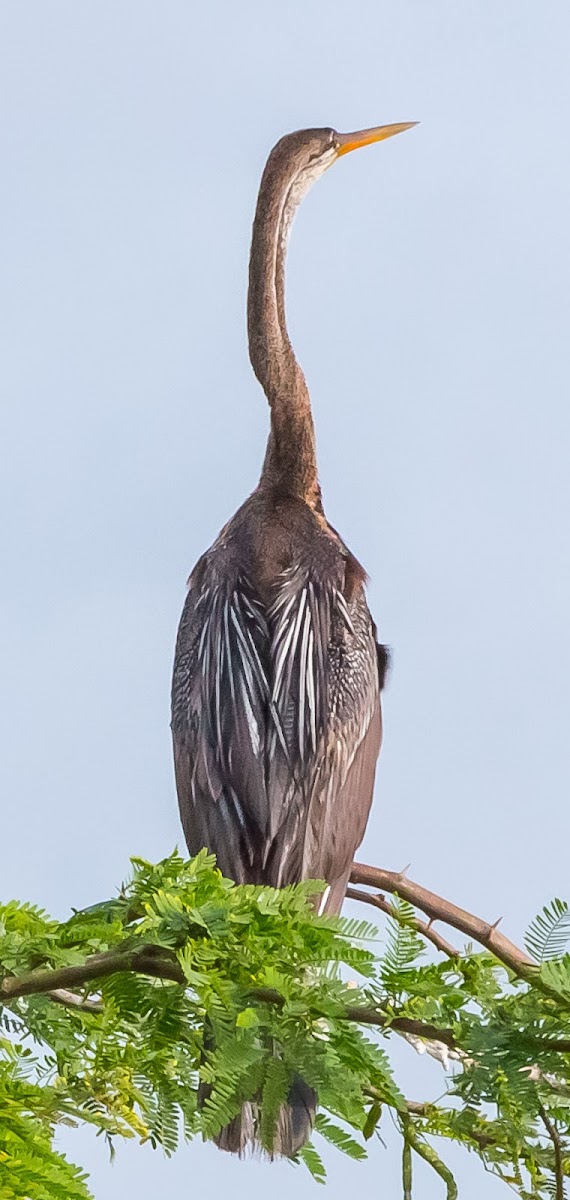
[1,2,569,1196]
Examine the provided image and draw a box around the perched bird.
[171,121,416,1156]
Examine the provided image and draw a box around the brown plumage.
[171,121,416,1157]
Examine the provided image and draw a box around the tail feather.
[213,1076,316,1158]
[214,1102,256,1155]
[273,1075,317,1157]
[204,871,352,1158]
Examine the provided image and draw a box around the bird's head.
[266,122,418,215]
[260,123,417,251]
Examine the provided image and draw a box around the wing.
[266,589,383,893]
[172,554,272,882]
[171,545,384,890]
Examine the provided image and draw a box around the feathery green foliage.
[0,852,569,1198]
[525,900,570,965]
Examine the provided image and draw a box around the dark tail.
[201,870,353,1158]
[213,1075,316,1158]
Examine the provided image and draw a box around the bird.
[171,121,416,1157]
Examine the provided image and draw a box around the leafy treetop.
[1,850,570,1199]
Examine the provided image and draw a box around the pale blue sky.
[1,2,569,1197]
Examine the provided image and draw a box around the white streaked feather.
[231,596,268,690]
[229,786,249,835]
[335,589,355,635]
[306,626,317,751]
[215,626,224,752]
[193,571,372,807]
[298,603,312,757]
[274,586,307,692]
[272,603,301,697]
[269,587,297,623]
[227,615,261,698]
[240,676,261,757]
[318,885,331,916]
[223,601,236,703]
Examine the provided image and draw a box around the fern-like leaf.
[259,1057,289,1150]
[525,899,570,964]
[297,1141,327,1182]
[381,898,425,979]
[541,954,570,999]
[315,1113,367,1160]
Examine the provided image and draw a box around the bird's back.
[171,489,385,908]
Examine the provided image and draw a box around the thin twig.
[0,945,185,1001]
[365,1089,498,1152]
[540,1040,570,1054]
[402,1115,413,1200]
[350,863,534,979]
[345,886,458,958]
[347,1010,455,1045]
[539,1104,565,1200]
[249,986,457,1046]
[403,1119,459,1200]
[47,989,104,1014]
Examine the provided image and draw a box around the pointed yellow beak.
[336,122,418,157]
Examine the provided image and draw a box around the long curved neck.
[247,154,320,509]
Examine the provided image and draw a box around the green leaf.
[297,1141,327,1182]
[315,1113,367,1160]
[259,1057,290,1149]
[362,1101,382,1141]
[236,1008,259,1029]
[380,898,425,981]
[541,954,570,998]
[3,849,570,1198]
[525,899,570,964]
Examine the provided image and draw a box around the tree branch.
[0,946,185,1002]
[347,1009,455,1044]
[47,989,104,1014]
[401,1115,413,1200]
[539,1105,565,1200]
[345,886,458,957]
[1,949,457,1046]
[244,987,458,1046]
[403,1118,458,1200]
[350,863,535,979]
[3,864,533,1010]
[366,1088,500,1153]
[3,870,568,1060]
